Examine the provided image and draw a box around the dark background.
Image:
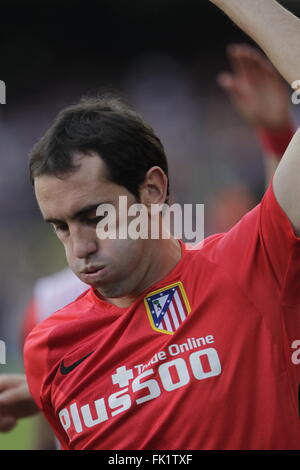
[1,0,299,103]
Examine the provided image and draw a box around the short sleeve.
[205,181,300,310]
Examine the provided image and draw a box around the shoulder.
[191,184,278,260]
[180,186,270,275]
[184,233,225,261]
[185,183,300,302]
[24,288,93,408]
[25,287,92,352]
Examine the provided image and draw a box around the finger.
[216,72,235,90]
[227,43,262,61]
[227,44,269,79]
[217,73,244,102]
[239,45,272,71]
[226,44,251,79]
[228,44,274,77]
[0,388,21,407]
[240,48,286,92]
[0,415,17,432]
[0,383,39,418]
[0,374,26,393]
[245,47,281,77]
[0,383,29,409]
[226,44,272,88]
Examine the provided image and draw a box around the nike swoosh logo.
[60,352,93,375]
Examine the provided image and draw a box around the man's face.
[34,152,150,300]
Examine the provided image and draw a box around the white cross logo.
[112,366,134,388]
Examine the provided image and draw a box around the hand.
[0,374,39,432]
[217,43,290,130]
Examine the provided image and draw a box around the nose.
[71,225,98,260]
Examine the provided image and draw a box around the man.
[25,77,300,456]
[1,43,294,443]
[23,0,300,444]
[0,46,295,450]
[5,1,300,445]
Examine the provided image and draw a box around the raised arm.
[211,0,300,235]
[210,0,300,87]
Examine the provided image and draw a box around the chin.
[95,279,129,299]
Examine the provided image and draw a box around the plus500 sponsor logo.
[58,347,221,436]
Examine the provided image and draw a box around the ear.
[139,166,168,206]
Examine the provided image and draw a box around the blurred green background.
[0,417,38,450]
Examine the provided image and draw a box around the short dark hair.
[29,95,170,203]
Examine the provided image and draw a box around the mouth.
[82,266,105,274]
[80,265,107,282]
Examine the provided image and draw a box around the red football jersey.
[24,184,300,450]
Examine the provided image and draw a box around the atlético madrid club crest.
[144,282,191,335]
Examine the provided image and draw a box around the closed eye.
[52,223,69,233]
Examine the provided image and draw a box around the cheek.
[104,238,146,271]
[63,243,75,267]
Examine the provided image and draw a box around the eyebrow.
[44,202,113,224]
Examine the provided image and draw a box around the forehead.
[34,152,127,219]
